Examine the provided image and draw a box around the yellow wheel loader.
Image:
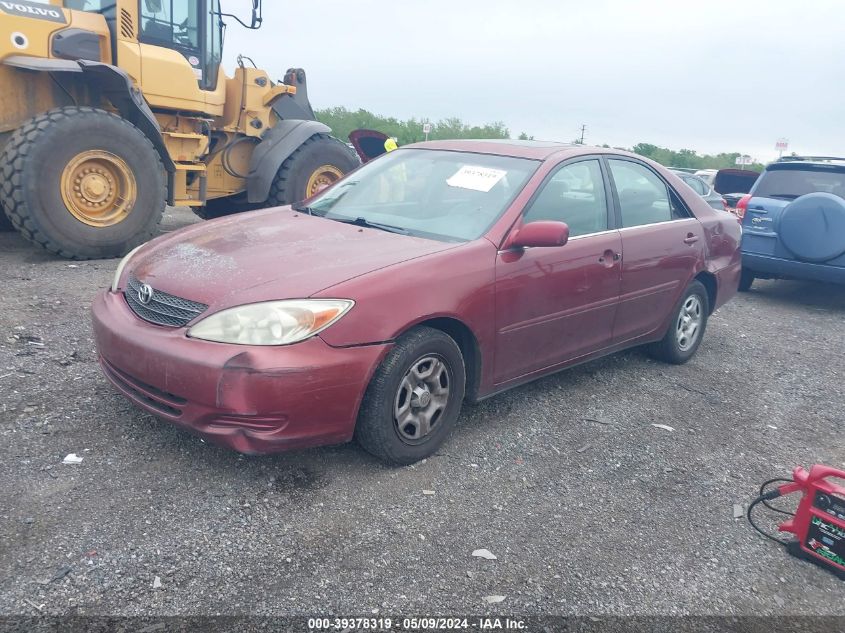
[0,0,359,259]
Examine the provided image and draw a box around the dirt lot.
[0,207,843,617]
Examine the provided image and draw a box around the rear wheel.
[267,134,359,206]
[648,280,710,365]
[738,268,755,292]
[355,327,466,465]
[0,107,165,259]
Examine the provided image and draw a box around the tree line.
[316,107,765,171]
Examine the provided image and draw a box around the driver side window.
[139,0,200,50]
[523,159,609,237]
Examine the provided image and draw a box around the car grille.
[124,274,208,328]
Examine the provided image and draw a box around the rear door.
[494,158,622,383]
[606,158,705,343]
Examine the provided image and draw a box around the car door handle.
[683,234,699,245]
[598,250,621,267]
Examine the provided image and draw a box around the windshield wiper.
[291,203,322,216]
[331,216,410,235]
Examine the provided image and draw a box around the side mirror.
[144,0,162,12]
[251,0,263,28]
[507,221,570,249]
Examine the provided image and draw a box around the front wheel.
[648,280,710,365]
[0,107,165,259]
[355,327,466,465]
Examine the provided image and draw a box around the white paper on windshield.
[446,165,507,192]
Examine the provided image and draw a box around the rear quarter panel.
[655,163,742,310]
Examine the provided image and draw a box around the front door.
[135,0,223,112]
[494,158,622,384]
[605,158,705,343]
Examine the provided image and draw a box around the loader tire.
[266,134,359,206]
[0,207,13,232]
[0,107,166,260]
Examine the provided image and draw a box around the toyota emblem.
[138,283,154,305]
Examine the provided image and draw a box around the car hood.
[129,207,457,309]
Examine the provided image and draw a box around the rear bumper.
[712,260,742,311]
[92,290,390,454]
[743,253,845,285]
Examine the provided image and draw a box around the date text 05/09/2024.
[307,617,528,630]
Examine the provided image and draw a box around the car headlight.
[187,299,354,346]
[111,245,144,292]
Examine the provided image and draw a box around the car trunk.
[714,169,760,206]
[348,129,389,163]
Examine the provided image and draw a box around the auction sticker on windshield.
[447,165,507,192]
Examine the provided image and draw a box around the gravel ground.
[0,207,843,617]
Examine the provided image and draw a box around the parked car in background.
[671,169,728,211]
[738,156,845,290]
[93,141,742,465]
[349,129,390,163]
[696,168,760,212]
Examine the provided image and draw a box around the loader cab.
[137,0,222,91]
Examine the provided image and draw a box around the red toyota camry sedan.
[93,141,742,464]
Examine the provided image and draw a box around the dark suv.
[738,157,845,290]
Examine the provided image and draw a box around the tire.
[355,327,466,465]
[0,107,165,260]
[0,207,13,232]
[648,280,710,365]
[192,195,259,220]
[778,192,845,262]
[266,133,360,206]
[738,268,755,292]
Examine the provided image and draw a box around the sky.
[221,0,844,163]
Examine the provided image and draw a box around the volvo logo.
[137,283,154,305]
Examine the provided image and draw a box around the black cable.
[759,478,795,516]
[747,494,791,547]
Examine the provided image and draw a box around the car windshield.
[754,165,845,200]
[304,149,539,242]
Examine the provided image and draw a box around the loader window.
[140,0,200,48]
[63,1,112,9]
[205,0,222,88]
[139,0,221,91]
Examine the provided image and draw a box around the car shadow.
[746,279,845,313]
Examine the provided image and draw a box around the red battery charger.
[749,465,845,579]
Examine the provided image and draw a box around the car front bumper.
[742,253,845,285]
[92,290,390,454]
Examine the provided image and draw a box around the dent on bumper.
[92,291,390,454]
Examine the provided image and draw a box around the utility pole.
[579,124,586,145]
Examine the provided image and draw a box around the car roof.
[773,156,845,168]
[401,139,639,161]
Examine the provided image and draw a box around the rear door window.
[754,165,845,200]
[608,160,674,227]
